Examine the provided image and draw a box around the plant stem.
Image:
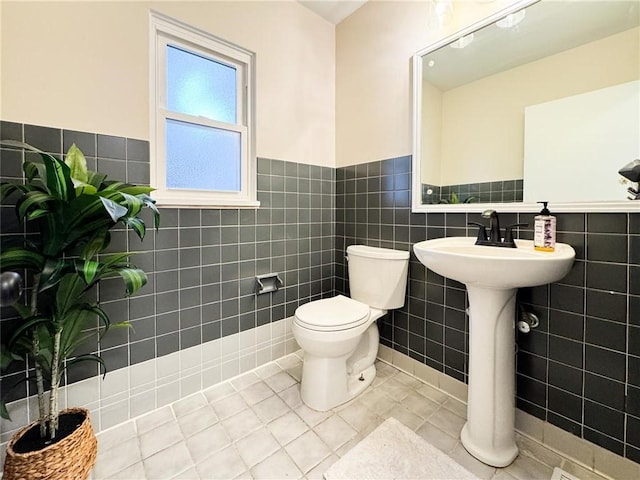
[29,273,46,439]
[48,329,61,440]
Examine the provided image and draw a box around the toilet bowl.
[293,245,409,411]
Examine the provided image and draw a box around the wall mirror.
[412,0,640,213]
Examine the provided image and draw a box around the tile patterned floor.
[92,353,607,480]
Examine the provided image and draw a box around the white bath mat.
[324,417,479,480]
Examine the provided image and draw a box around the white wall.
[1,1,335,167]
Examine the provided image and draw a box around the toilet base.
[301,357,377,412]
[298,323,380,412]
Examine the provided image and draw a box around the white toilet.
[292,245,409,411]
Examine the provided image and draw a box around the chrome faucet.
[468,210,527,248]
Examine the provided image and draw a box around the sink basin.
[413,237,575,289]
[413,236,575,467]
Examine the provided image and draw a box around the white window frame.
[149,11,259,208]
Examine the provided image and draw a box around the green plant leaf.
[64,144,89,184]
[17,191,54,221]
[80,229,110,260]
[100,196,128,222]
[0,401,9,421]
[0,247,45,270]
[118,268,148,295]
[80,259,100,285]
[66,354,107,379]
[7,315,52,351]
[123,216,146,240]
[42,152,74,202]
[39,257,70,293]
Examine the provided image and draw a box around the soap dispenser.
[534,201,556,252]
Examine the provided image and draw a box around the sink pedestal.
[460,285,519,467]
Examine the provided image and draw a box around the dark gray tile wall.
[336,157,640,464]
[0,121,335,399]
[2,121,639,465]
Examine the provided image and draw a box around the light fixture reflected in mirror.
[496,9,526,29]
[450,33,475,49]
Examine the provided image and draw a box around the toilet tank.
[346,245,409,310]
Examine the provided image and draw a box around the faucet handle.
[504,222,528,245]
[468,222,488,244]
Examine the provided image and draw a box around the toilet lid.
[295,295,370,331]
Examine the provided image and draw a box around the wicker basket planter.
[2,407,97,480]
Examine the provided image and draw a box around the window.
[149,12,258,207]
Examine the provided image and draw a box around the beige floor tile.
[235,428,281,468]
[264,371,298,393]
[254,362,283,379]
[415,422,458,454]
[177,405,218,438]
[252,393,290,423]
[196,445,247,479]
[336,400,381,432]
[382,404,425,431]
[357,387,396,414]
[278,384,303,409]
[85,356,627,480]
[442,396,468,418]
[94,436,142,479]
[172,393,208,418]
[211,392,249,420]
[294,403,332,428]
[267,411,309,446]
[143,441,194,480]
[203,382,236,404]
[230,371,261,391]
[103,460,145,480]
[449,443,498,480]
[97,421,136,451]
[186,423,231,464]
[504,454,554,480]
[171,467,200,479]
[304,454,339,480]
[139,420,184,459]
[136,406,175,435]
[399,390,440,419]
[376,376,413,401]
[222,408,263,441]
[239,381,275,405]
[313,414,358,451]
[427,405,466,439]
[251,450,302,480]
[284,430,332,474]
[416,383,450,404]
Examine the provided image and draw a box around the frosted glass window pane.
[166,119,240,192]
[167,45,237,123]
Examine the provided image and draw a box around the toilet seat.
[295,295,370,331]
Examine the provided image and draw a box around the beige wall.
[335,0,518,167]
[1,1,335,167]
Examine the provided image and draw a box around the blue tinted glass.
[167,45,237,123]
[166,119,241,192]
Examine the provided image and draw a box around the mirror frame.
[411,0,640,213]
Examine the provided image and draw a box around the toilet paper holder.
[255,273,284,295]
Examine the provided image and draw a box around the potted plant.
[0,140,159,479]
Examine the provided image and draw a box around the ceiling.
[298,0,368,24]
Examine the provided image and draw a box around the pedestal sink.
[413,237,575,467]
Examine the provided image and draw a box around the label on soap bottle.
[534,216,556,252]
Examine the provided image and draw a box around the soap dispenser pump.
[534,201,556,252]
